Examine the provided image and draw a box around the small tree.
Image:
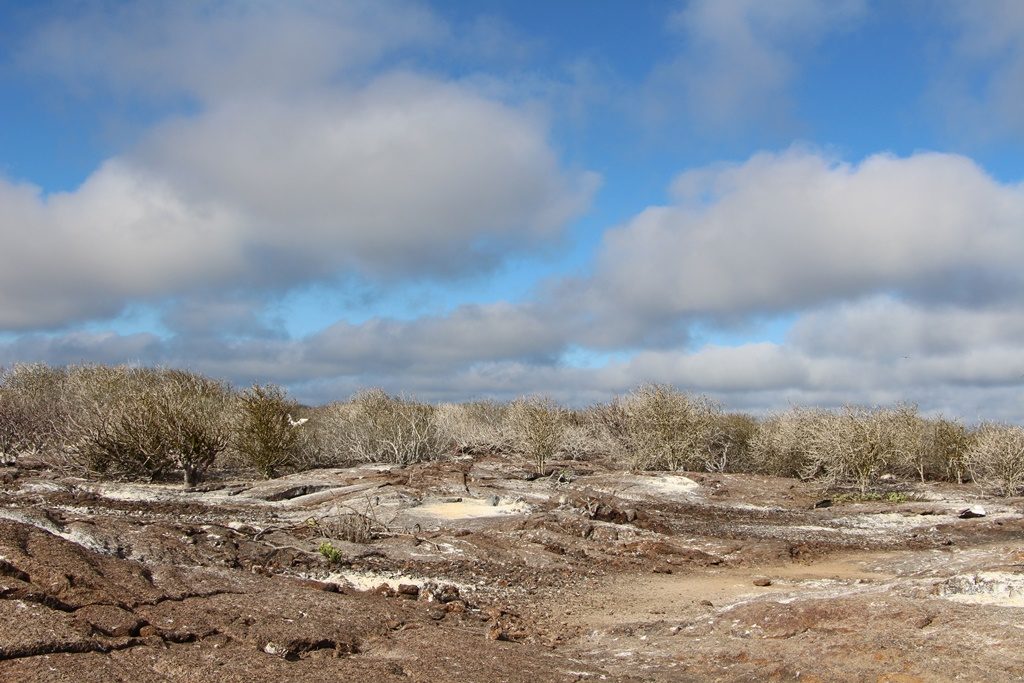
[234,384,300,478]
[613,385,721,472]
[61,365,172,479]
[57,366,231,486]
[344,389,445,465]
[800,404,921,494]
[0,364,68,463]
[155,371,232,487]
[968,424,1024,496]
[706,412,759,473]
[507,396,565,475]
[434,400,512,455]
[910,417,971,483]
[747,410,813,477]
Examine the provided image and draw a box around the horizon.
[1,0,1023,422]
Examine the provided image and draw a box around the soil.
[0,456,1022,682]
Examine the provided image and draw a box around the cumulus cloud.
[581,148,1024,340]
[20,0,446,102]
[0,6,597,330]
[5,297,1023,421]
[9,141,1024,420]
[938,0,1024,140]
[648,0,866,129]
[789,296,1024,361]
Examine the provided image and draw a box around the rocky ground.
[0,455,1022,682]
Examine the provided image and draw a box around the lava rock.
[397,583,421,598]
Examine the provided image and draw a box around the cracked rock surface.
[1,456,1022,681]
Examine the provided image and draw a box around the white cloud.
[939,0,1024,140]
[789,296,1024,361]
[649,0,866,129]
[135,74,597,280]
[20,0,446,102]
[0,7,597,330]
[583,148,1024,336]
[4,293,1024,421]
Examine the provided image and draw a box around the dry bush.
[798,404,922,494]
[234,384,301,478]
[58,366,232,485]
[910,417,972,483]
[434,400,512,455]
[557,407,619,461]
[292,402,355,469]
[0,364,68,463]
[706,412,760,473]
[607,384,722,472]
[747,410,815,477]
[343,389,446,465]
[967,424,1024,496]
[506,396,565,474]
[60,365,172,479]
[278,390,448,469]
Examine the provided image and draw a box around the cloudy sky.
[1,0,1023,420]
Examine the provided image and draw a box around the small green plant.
[318,541,343,565]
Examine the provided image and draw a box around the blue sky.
[1,0,1023,420]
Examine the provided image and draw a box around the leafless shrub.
[59,365,170,479]
[798,404,922,494]
[967,424,1024,496]
[607,384,722,472]
[0,364,68,463]
[307,513,375,544]
[292,402,355,469]
[506,396,565,474]
[344,389,446,465]
[557,408,618,461]
[434,400,512,455]
[910,417,972,483]
[747,410,815,477]
[707,412,760,473]
[56,366,231,486]
[234,384,301,478]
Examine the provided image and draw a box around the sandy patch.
[325,569,475,594]
[409,497,529,520]
[589,474,700,500]
[938,572,1024,607]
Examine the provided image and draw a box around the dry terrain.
[1,456,1022,682]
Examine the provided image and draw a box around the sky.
[1,0,1023,420]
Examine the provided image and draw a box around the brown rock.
[752,577,772,587]
[291,578,339,593]
[397,583,420,598]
